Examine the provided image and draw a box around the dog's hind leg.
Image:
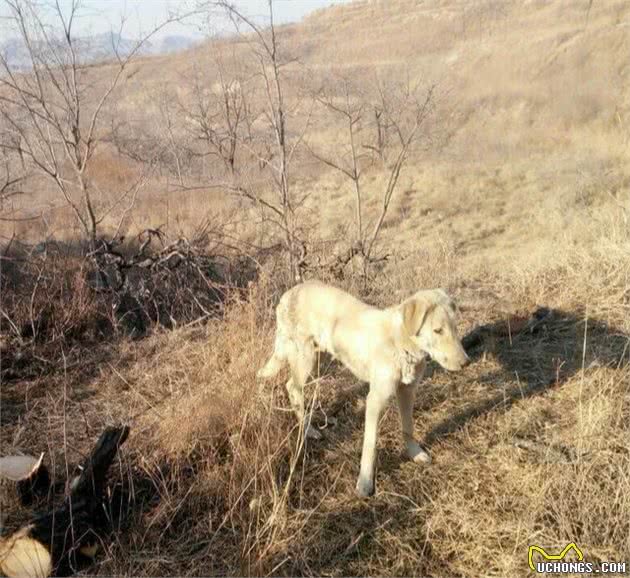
[286,339,321,440]
[396,383,431,464]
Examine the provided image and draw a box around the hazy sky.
[1,0,353,39]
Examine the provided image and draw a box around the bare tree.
[0,148,28,216]
[307,78,368,263]
[196,0,310,282]
[0,0,180,246]
[182,50,256,178]
[366,79,435,261]
[308,74,435,277]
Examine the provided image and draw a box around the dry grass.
[2,235,629,575]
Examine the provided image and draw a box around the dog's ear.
[395,295,434,358]
[401,296,433,337]
[436,289,459,316]
[447,296,460,316]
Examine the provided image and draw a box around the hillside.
[1,1,629,577]
[297,0,630,267]
[7,0,628,269]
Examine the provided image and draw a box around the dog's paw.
[355,477,375,498]
[407,441,432,464]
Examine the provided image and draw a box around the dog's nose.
[460,353,471,368]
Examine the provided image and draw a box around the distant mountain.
[0,37,32,71]
[0,33,199,71]
[155,35,199,54]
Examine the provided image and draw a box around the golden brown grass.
[3,232,628,576]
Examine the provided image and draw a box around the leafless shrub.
[0,229,259,383]
[308,73,436,278]
[181,50,258,179]
[185,0,314,283]
[0,246,112,382]
[0,0,180,245]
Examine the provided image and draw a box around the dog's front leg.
[356,383,394,497]
[396,383,431,464]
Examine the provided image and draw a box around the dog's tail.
[257,352,285,379]
[257,331,289,379]
[257,293,294,380]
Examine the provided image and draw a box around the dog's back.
[258,281,376,378]
[283,280,370,331]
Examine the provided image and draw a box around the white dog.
[257,280,469,497]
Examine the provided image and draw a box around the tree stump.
[0,453,50,511]
[0,426,130,577]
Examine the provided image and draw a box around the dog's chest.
[322,325,374,382]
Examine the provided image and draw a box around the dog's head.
[396,289,469,371]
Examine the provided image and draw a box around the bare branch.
[0,0,193,244]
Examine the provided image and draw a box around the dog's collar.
[395,332,427,363]
[399,348,427,385]
[401,347,427,365]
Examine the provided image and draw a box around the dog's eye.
[434,328,443,335]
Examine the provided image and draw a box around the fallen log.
[0,426,130,578]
